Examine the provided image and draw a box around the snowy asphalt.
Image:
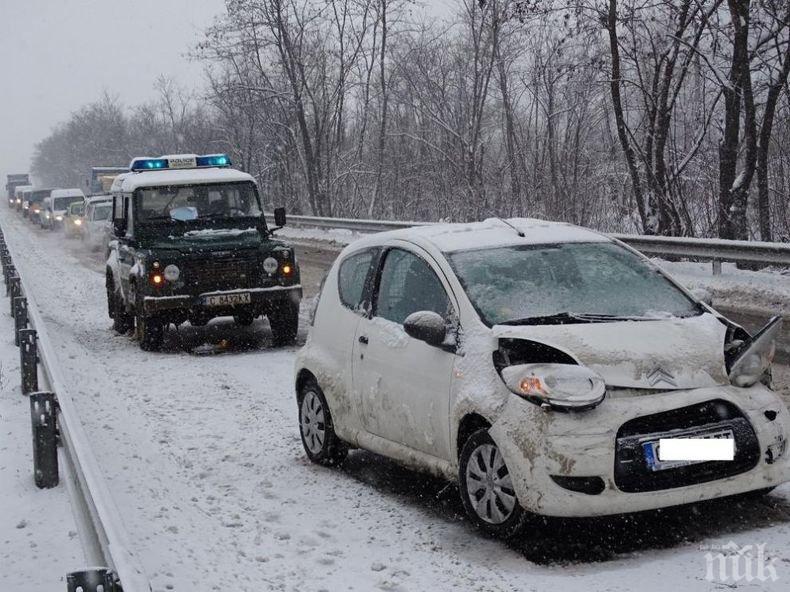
[1,207,790,592]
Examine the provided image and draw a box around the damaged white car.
[294,218,789,538]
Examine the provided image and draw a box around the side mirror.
[113,218,127,238]
[403,311,447,347]
[273,207,287,228]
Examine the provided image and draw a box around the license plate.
[203,292,251,307]
[642,429,734,472]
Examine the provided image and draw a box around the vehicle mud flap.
[29,391,58,489]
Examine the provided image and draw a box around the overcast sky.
[0,0,454,186]
[0,0,225,183]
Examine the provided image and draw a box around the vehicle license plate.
[203,292,251,307]
[642,429,734,472]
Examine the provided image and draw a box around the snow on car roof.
[113,168,255,193]
[352,218,611,253]
[50,188,85,199]
[85,194,112,205]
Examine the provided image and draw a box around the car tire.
[134,292,164,351]
[234,313,255,326]
[458,429,529,539]
[269,301,299,345]
[298,380,347,466]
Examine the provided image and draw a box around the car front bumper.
[143,285,302,315]
[489,383,790,517]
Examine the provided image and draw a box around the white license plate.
[203,293,251,307]
[642,429,734,472]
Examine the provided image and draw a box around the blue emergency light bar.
[129,154,232,172]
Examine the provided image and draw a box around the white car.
[41,188,85,230]
[294,218,789,537]
[83,195,113,252]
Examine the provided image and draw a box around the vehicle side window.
[374,249,450,325]
[338,249,376,312]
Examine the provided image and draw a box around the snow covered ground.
[2,209,790,591]
[0,275,82,590]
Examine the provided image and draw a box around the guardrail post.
[9,275,20,312]
[29,391,58,489]
[66,569,119,592]
[4,263,14,293]
[19,328,38,395]
[712,258,722,276]
[14,296,27,346]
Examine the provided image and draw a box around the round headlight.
[164,264,180,282]
[263,256,279,274]
[500,363,606,411]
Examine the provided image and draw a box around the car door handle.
[358,335,369,345]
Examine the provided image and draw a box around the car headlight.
[55,215,63,221]
[74,219,82,226]
[263,256,279,274]
[163,264,180,282]
[500,363,606,410]
[729,316,782,387]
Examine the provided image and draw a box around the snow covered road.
[2,208,790,592]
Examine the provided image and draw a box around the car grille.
[614,400,760,493]
[182,254,262,293]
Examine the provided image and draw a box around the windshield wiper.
[498,312,657,326]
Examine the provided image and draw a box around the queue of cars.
[6,160,789,540]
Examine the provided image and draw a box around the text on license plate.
[642,429,734,472]
[203,293,251,307]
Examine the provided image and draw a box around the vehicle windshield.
[135,181,261,224]
[448,242,700,326]
[93,204,112,221]
[69,203,85,215]
[54,196,83,210]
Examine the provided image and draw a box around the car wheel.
[269,301,299,345]
[234,313,255,326]
[298,381,347,466]
[134,292,164,351]
[459,429,528,539]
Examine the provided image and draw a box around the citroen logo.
[647,367,677,387]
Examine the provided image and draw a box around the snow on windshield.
[136,182,261,223]
[449,242,700,326]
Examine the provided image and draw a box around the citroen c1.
[294,218,789,537]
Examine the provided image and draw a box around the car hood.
[145,228,287,254]
[492,313,728,389]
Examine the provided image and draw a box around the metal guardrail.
[267,213,790,270]
[0,222,151,592]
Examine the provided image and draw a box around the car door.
[352,245,457,460]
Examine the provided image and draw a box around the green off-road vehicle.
[105,154,301,351]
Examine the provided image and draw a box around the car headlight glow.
[500,363,606,410]
[55,215,63,221]
[74,219,82,226]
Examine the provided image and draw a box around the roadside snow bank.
[0,289,82,590]
[656,260,790,316]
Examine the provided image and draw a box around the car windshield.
[448,242,700,326]
[93,205,112,221]
[69,203,85,215]
[135,181,261,223]
[54,196,83,210]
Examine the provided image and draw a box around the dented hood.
[492,313,728,389]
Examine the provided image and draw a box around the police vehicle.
[105,154,301,351]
